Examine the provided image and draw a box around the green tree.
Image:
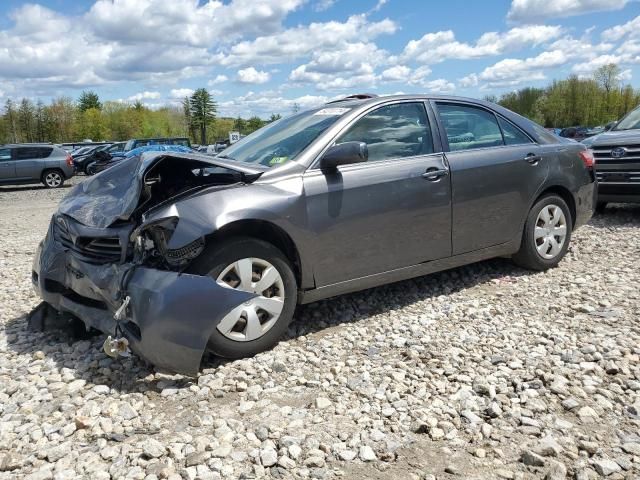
[18,98,36,143]
[233,116,246,135]
[78,90,102,112]
[269,113,282,122]
[189,88,217,145]
[246,116,264,134]
[594,64,621,94]
[4,99,18,143]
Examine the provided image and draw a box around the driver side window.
[337,102,434,162]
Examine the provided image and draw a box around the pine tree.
[189,88,217,144]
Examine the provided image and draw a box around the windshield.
[614,105,640,131]
[217,106,352,167]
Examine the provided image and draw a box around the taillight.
[578,149,595,169]
[66,153,73,167]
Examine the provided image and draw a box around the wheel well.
[537,186,576,227]
[206,220,303,286]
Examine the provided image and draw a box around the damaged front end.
[30,152,266,375]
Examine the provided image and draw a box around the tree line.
[489,64,640,128]
[0,88,280,145]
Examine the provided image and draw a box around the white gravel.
[1,177,639,480]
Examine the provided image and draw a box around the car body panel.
[30,94,596,375]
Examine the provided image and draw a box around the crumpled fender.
[124,268,255,375]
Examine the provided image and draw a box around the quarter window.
[437,103,503,151]
[498,117,532,145]
[337,102,434,162]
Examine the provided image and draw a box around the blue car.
[87,145,194,175]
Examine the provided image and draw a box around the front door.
[0,147,15,181]
[433,101,550,255]
[303,101,452,287]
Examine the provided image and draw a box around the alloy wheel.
[534,204,567,259]
[45,172,62,188]
[215,257,285,342]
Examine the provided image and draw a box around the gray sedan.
[31,94,596,374]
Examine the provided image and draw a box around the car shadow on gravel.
[589,204,640,227]
[3,256,532,394]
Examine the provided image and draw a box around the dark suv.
[583,104,640,209]
[0,144,74,188]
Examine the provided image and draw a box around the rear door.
[0,147,15,181]
[15,147,53,180]
[303,101,452,287]
[433,101,549,255]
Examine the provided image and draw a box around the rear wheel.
[513,194,572,271]
[42,169,64,188]
[187,237,297,359]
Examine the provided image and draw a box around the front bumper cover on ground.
[31,221,255,376]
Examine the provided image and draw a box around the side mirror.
[320,141,368,170]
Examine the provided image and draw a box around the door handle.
[422,168,449,181]
[525,153,542,165]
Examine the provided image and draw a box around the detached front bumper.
[31,220,253,375]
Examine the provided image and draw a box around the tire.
[42,169,65,189]
[513,194,572,271]
[84,162,94,175]
[595,202,608,214]
[187,236,297,359]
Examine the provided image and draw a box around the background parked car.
[86,144,194,175]
[0,144,74,188]
[123,137,191,152]
[74,142,126,174]
[582,103,640,210]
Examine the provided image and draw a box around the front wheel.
[42,169,64,188]
[513,194,572,271]
[187,237,297,359]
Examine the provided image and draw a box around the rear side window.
[437,103,504,151]
[498,117,532,145]
[15,147,53,159]
[338,102,434,162]
[0,148,11,161]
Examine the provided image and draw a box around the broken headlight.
[132,217,205,268]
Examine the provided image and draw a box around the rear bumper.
[31,221,254,375]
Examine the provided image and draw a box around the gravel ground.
[1,177,639,480]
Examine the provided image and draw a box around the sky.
[0,0,639,117]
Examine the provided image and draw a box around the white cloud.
[237,67,271,84]
[313,0,335,12]
[601,15,640,41]
[87,0,305,48]
[402,25,563,64]
[423,79,456,93]
[127,91,161,101]
[218,14,396,66]
[208,74,228,85]
[380,65,413,82]
[218,91,331,117]
[507,0,630,22]
[169,88,195,99]
[463,50,568,89]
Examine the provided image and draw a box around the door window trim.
[431,100,538,153]
[308,99,441,171]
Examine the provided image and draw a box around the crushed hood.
[58,152,266,229]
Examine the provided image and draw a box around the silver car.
[0,144,75,188]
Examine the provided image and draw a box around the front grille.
[592,144,640,163]
[53,220,122,264]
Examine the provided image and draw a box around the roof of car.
[1,143,56,148]
[326,93,498,107]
